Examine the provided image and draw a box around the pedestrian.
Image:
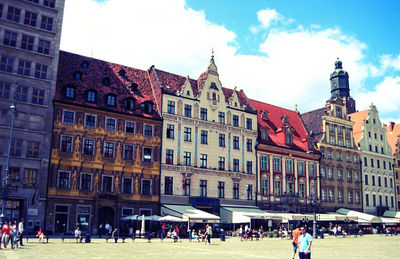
[112,228,119,243]
[292,225,301,259]
[239,225,244,241]
[298,226,312,259]
[174,226,181,242]
[74,227,83,243]
[18,219,24,247]
[105,222,111,241]
[205,224,212,245]
[161,223,166,240]
[10,221,18,249]
[2,221,10,249]
[98,224,103,238]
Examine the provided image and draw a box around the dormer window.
[74,72,82,80]
[119,69,126,76]
[125,98,135,110]
[86,90,96,103]
[261,129,268,140]
[285,132,293,145]
[65,86,75,99]
[282,116,289,124]
[143,102,153,114]
[212,92,216,100]
[210,82,218,90]
[186,90,190,96]
[80,61,89,69]
[105,94,116,106]
[261,111,268,120]
[130,83,138,92]
[102,77,111,86]
[234,102,237,107]
[336,107,342,118]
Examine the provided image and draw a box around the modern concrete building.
[251,100,320,213]
[0,0,65,231]
[150,54,258,215]
[302,59,362,212]
[350,105,396,215]
[46,51,162,234]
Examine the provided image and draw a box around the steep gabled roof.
[385,122,400,156]
[56,51,161,119]
[251,99,310,152]
[301,107,326,142]
[348,110,369,146]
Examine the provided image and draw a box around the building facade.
[302,59,362,212]
[350,105,396,215]
[251,100,320,213]
[385,122,400,209]
[46,51,162,233]
[151,55,258,215]
[0,0,65,231]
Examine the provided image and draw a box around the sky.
[60,0,400,123]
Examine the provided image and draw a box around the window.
[65,87,75,98]
[383,161,386,169]
[32,88,45,104]
[166,149,173,164]
[364,175,369,185]
[369,145,372,151]
[233,115,239,127]
[3,30,17,47]
[15,85,28,102]
[0,56,14,72]
[103,142,114,157]
[378,176,381,187]
[327,150,332,159]
[338,169,343,180]
[247,184,253,200]
[329,189,334,202]
[320,168,326,178]
[218,112,225,124]
[200,154,207,168]
[24,11,37,27]
[286,160,293,174]
[233,183,239,199]
[321,189,327,201]
[34,63,48,79]
[310,163,315,177]
[7,6,21,22]
[30,112,43,130]
[106,95,116,106]
[183,152,191,166]
[81,174,92,191]
[85,114,96,128]
[336,107,342,118]
[261,178,269,196]
[261,129,268,140]
[184,104,192,117]
[246,161,252,174]
[40,16,53,31]
[43,0,56,8]
[384,177,387,187]
[219,134,225,147]
[218,157,225,170]
[164,177,173,195]
[0,109,7,125]
[338,190,343,203]
[0,82,10,99]
[38,39,50,54]
[105,118,116,131]
[347,170,352,182]
[390,178,393,188]
[338,138,343,147]
[166,124,174,139]
[23,168,37,188]
[233,159,239,172]
[330,136,335,145]
[15,112,26,128]
[377,160,380,168]
[184,178,190,196]
[373,195,376,206]
[26,141,39,158]
[274,158,281,172]
[83,91,96,103]
[371,158,374,167]
[200,180,207,197]
[62,111,73,124]
[348,190,353,204]
[58,171,70,189]
[167,101,175,114]
[365,194,370,206]
[346,153,351,162]
[329,124,334,132]
[61,136,72,153]
[143,102,153,114]
[83,139,94,156]
[143,147,152,162]
[124,145,134,160]
[261,156,268,170]
[144,125,153,137]
[246,139,252,152]
[285,132,292,145]
[354,171,360,182]
[200,130,208,144]
[233,136,239,150]
[246,118,252,130]
[200,108,207,120]
[21,34,34,51]
[184,127,191,142]
[274,179,281,196]
[125,121,135,134]
[299,183,305,198]
[372,175,375,186]
[328,168,333,179]
[102,176,113,192]
[218,182,225,198]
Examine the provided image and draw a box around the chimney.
[389,121,395,131]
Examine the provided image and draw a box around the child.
[36,229,45,243]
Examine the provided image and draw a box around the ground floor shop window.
[54,205,69,233]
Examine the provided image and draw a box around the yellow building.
[386,122,400,210]
[46,51,162,234]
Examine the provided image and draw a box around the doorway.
[98,206,115,228]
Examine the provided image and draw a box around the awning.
[269,213,313,223]
[322,213,358,222]
[159,215,187,222]
[121,215,161,221]
[383,210,400,219]
[161,204,220,223]
[336,208,382,224]
[220,206,280,224]
[380,217,400,226]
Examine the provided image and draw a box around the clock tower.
[330,58,356,114]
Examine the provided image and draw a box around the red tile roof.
[385,122,400,156]
[56,51,161,119]
[250,99,310,152]
[348,110,369,146]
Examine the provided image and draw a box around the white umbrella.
[159,215,187,222]
[141,214,145,235]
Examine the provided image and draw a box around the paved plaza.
[0,235,398,259]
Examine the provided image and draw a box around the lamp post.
[0,99,17,224]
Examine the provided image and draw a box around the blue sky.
[61,0,400,122]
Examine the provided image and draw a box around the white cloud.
[60,0,400,122]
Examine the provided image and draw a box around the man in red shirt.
[292,225,302,259]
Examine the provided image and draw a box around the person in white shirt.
[18,219,24,246]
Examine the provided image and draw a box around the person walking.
[112,228,119,243]
[205,224,212,245]
[161,223,166,241]
[291,225,301,259]
[2,221,10,249]
[18,219,24,246]
[298,227,312,259]
[10,221,18,249]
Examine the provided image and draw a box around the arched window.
[105,94,116,106]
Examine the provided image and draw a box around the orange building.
[385,122,400,210]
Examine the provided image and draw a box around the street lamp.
[0,98,17,224]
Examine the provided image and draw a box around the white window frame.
[80,172,93,191]
[122,177,133,194]
[141,178,152,195]
[102,175,114,192]
[105,117,116,131]
[103,141,115,158]
[76,205,91,230]
[82,138,95,156]
[123,144,135,161]
[125,121,135,134]
[57,170,70,189]
[142,146,153,162]
[84,113,97,128]
[60,134,73,153]
[143,124,153,137]
[121,207,135,217]
[62,110,75,124]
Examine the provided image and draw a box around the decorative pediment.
[181,76,194,98]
